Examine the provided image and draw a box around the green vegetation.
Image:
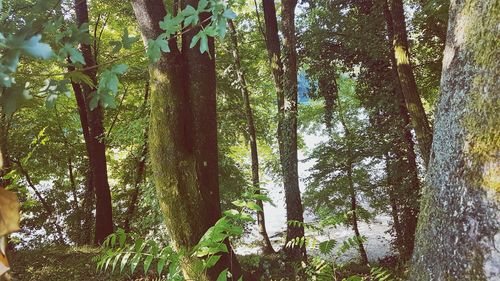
[0,0,498,280]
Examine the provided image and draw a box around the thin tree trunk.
[123,81,150,233]
[131,1,248,279]
[385,0,433,166]
[73,0,113,245]
[410,0,499,279]
[347,164,369,265]
[12,160,65,243]
[227,19,275,255]
[262,0,306,260]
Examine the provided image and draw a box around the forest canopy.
[0,0,498,280]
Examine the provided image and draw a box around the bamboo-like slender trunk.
[227,19,275,254]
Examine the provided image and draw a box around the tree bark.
[68,78,94,244]
[385,0,433,166]
[410,0,499,278]
[227,19,275,254]
[262,0,306,260]
[131,1,247,279]
[73,0,114,245]
[382,2,422,261]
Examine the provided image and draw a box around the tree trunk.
[131,1,247,279]
[262,0,306,260]
[123,82,150,233]
[68,78,94,244]
[348,164,369,265]
[383,2,422,261]
[73,0,114,245]
[410,0,499,279]
[385,0,433,166]
[227,19,275,255]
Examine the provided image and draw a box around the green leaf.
[143,255,154,273]
[204,255,221,268]
[197,0,208,11]
[246,201,262,212]
[111,251,123,272]
[110,40,122,53]
[0,84,32,116]
[190,33,201,49]
[20,34,53,59]
[66,71,94,87]
[159,14,183,36]
[121,27,139,49]
[89,93,100,110]
[146,37,170,62]
[111,63,128,74]
[130,253,141,273]
[157,257,167,275]
[120,252,132,272]
[181,5,197,16]
[59,44,85,65]
[216,269,228,281]
[319,239,336,254]
[222,9,237,19]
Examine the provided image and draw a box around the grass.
[10,246,135,281]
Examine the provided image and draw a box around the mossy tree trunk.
[73,0,114,245]
[227,20,275,255]
[131,1,245,279]
[385,0,433,167]
[262,0,306,260]
[410,0,499,279]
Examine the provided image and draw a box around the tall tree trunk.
[410,0,499,279]
[347,163,369,265]
[262,0,306,260]
[73,0,114,245]
[383,2,422,261]
[227,20,275,254]
[123,81,150,233]
[385,0,433,166]
[131,1,247,279]
[339,106,369,266]
[68,78,94,244]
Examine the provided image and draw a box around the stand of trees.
[0,0,498,280]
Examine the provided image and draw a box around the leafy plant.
[96,187,272,280]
